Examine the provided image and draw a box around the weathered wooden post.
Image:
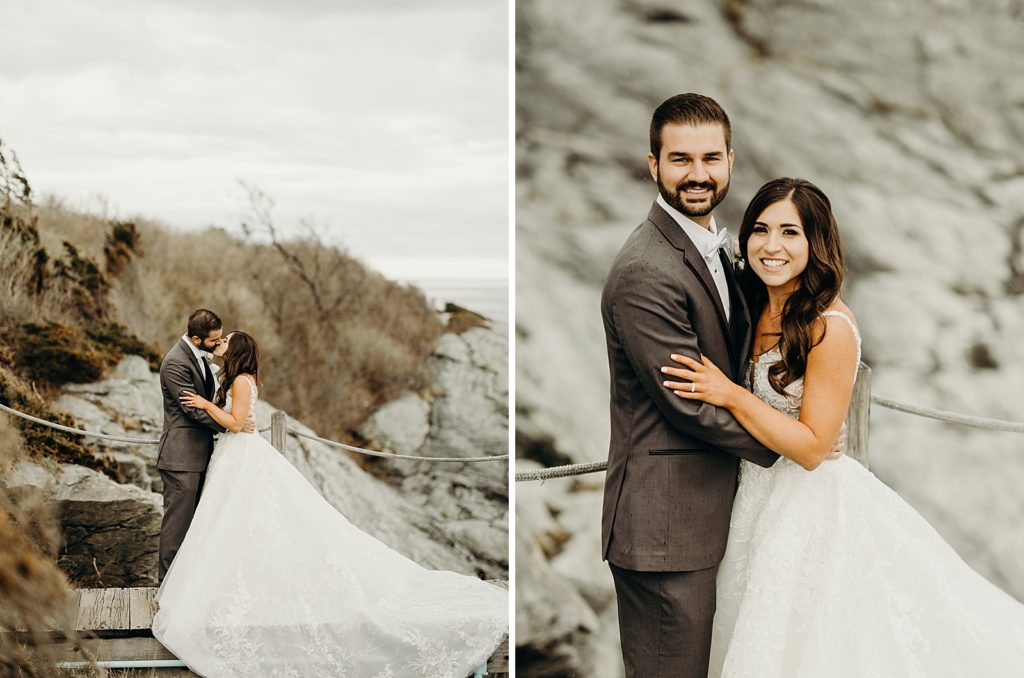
[844,362,872,469]
[271,411,286,454]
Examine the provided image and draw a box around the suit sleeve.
[162,360,226,433]
[612,265,779,467]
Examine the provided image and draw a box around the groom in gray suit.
[600,94,780,677]
[156,308,251,580]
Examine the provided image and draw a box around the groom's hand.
[825,421,847,459]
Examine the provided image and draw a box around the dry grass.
[1,418,96,678]
[0,228,79,335]
[5,168,444,446]
[82,217,445,436]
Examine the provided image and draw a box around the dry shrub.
[0,420,93,678]
[14,324,107,385]
[0,230,78,334]
[103,221,141,277]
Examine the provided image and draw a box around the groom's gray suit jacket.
[156,338,225,473]
[601,200,779,573]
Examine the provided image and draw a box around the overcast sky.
[0,0,508,281]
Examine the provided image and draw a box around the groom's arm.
[613,267,779,468]
[162,361,226,433]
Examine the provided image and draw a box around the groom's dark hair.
[650,93,732,159]
[187,309,222,339]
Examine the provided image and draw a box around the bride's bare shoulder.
[810,300,859,347]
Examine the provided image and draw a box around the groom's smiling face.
[649,122,733,227]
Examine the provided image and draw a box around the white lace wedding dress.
[709,311,1024,677]
[152,376,507,677]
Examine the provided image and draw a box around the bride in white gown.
[660,178,1024,677]
[152,331,507,677]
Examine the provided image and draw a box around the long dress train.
[152,376,507,677]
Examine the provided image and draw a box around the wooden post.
[844,362,871,469]
[271,411,286,454]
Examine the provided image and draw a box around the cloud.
[0,0,508,276]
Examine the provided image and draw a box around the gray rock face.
[360,393,432,454]
[516,0,1024,673]
[356,327,510,577]
[19,321,507,590]
[4,460,162,587]
[515,461,621,678]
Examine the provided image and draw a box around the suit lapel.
[177,338,212,397]
[648,202,733,352]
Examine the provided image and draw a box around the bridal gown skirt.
[710,455,1024,678]
[152,432,507,678]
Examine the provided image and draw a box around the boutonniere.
[731,238,745,272]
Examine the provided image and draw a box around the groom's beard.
[657,168,730,220]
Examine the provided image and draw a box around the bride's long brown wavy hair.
[736,178,845,396]
[215,331,260,407]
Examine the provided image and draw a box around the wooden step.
[74,587,157,637]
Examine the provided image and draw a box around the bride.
[659,177,1024,677]
[152,331,507,677]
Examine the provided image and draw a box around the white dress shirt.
[657,194,731,321]
[181,334,210,381]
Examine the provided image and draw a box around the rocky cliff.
[3,324,508,589]
[516,0,1024,674]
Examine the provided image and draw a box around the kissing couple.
[151,309,506,677]
[600,93,1024,677]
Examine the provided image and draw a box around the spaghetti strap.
[821,310,862,367]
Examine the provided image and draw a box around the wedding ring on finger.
[689,382,696,393]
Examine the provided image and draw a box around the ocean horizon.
[402,277,509,331]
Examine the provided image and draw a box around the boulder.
[359,393,431,454]
[5,461,162,587]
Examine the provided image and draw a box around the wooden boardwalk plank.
[128,587,158,630]
[76,588,129,632]
[45,636,177,662]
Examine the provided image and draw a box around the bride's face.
[213,333,232,358]
[747,198,809,293]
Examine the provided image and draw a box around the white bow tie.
[701,228,731,261]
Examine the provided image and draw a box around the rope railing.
[514,392,1024,483]
[0,402,506,464]
[0,403,160,444]
[5,387,1021,478]
[286,427,509,463]
[869,394,1024,433]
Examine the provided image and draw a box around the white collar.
[181,333,209,365]
[656,193,722,251]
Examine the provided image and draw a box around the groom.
[600,94,779,677]
[155,308,251,580]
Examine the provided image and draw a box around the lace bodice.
[745,310,862,421]
[223,374,257,430]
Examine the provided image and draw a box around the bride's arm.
[180,377,253,434]
[662,315,858,471]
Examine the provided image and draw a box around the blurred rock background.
[515,0,1024,675]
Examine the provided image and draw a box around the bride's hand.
[661,353,740,408]
[180,391,211,411]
